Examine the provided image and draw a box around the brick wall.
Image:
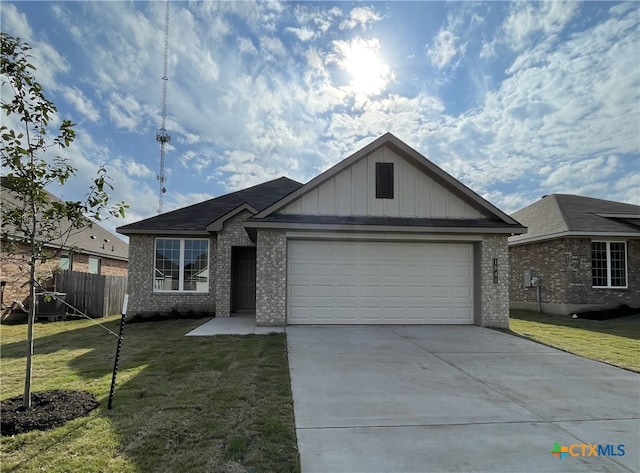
[1,242,127,311]
[509,237,640,313]
[126,234,216,315]
[214,210,256,317]
[509,239,567,305]
[71,253,128,276]
[479,235,510,328]
[252,232,511,328]
[99,258,128,276]
[255,229,287,326]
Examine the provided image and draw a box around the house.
[1,178,129,311]
[117,133,526,327]
[509,194,640,314]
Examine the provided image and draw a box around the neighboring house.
[1,178,129,310]
[117,133,525,327]
[509,194,640,315]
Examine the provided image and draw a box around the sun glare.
[337,38,393,96]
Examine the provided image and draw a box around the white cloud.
[179,151,213,173]
[285,26,316,42]
[503,2,579,51]
[293,4,340,34]
[542,155,618,189]
[6,0,637,225]
[0,3,33,39]
[237,37,257,55]
[218,150,282,191]
[340,7,382,30]
[107,92,145,131]
[259,36,287,59]
[428,29,465,69]
[0,4,69,92]
[613,172,640,204]
[480,38,497,59]
[111,159,155,179]
[61,86,100,122]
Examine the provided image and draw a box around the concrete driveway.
[287,326,639,473]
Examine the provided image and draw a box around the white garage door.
[287,240,474,324]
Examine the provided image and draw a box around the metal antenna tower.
[156,0,170,213]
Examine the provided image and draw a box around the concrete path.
[185,314,284,336]
[287,326,639,472]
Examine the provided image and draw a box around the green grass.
[508,309,640,372]
[1,316,299,473]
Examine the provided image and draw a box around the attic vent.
[376,162,394,199]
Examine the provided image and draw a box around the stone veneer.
[126,219,513,326]
[214,210,256,317]
[478,235,510,328]
[126,234,216,315]
[255,229,287,326]
[509,237,640,314]
[254,231,511,328]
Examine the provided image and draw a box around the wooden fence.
[55,270,127,318]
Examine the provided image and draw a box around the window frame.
[88,256,101,275]
[375,162,394,199]
[153,238,210,293]
[59,253,72,271]
[591,240,627,289]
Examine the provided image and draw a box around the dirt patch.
[1,390,99,436]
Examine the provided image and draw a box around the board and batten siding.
[279,146,484,218]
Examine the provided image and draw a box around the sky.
[1,1,639,239]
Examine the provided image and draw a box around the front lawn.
[0,316,299,472]
[509,309,640,372]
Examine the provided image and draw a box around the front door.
[232,247,257,312]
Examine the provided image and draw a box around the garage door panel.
[287,240,474,324]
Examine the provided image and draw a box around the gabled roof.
[509,194,640,245]
[250,133,525,233]
[117,177,302,235]
[1,177,128,260]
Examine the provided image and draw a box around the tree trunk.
[23,172,38,409]
[23,258,36,408]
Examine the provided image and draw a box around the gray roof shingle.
[1,178,129,260]
[509,194,640,245]
[117,177,302,235]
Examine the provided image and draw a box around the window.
[154,238,209,292]
[88,257,100,274]
[591,241,627,288]
[59,254,71,271]
[376,162,394,199]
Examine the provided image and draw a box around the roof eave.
[2,233,129,261]
[116,228,212,237]
[508,230,640,246]
[245,220,525,235]
[206,203,258,232]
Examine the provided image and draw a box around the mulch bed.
[1,390,99,436]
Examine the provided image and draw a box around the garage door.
[287,240,474,324]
